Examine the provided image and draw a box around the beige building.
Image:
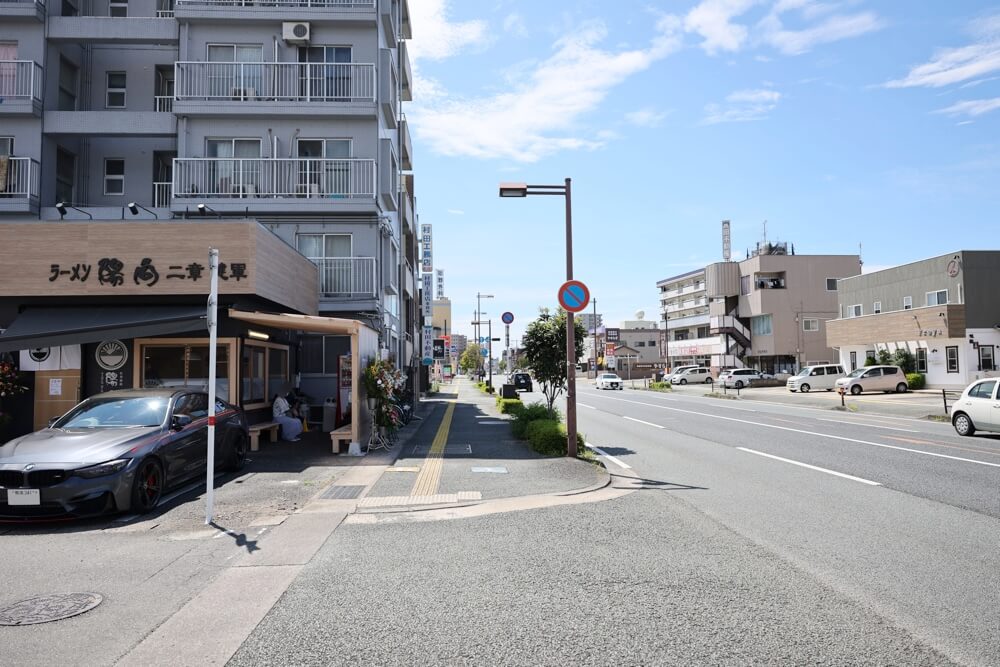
[705,242,860,374]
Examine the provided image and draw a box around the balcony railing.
[154,96,173,112]
[172,158,376,199]
[314,257,377,298]
[0,61,43,102]
[0,157,40,200]
[153,182,172,207]
[175,0,373,8]
[174,62,376,103]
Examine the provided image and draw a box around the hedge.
[906,372,926,390]
[496,397,524,415]
[524,419,586,457]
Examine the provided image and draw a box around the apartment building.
[657,269,712,368]
[704,242,860,374]
[0,1,417,435]
[826,251,1000,388]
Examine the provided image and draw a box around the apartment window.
[696,326,710,339]
[980,345,995,372]
[802,318,819,332]
[298,46,352,100]
[674,331,689,341]
[751,314,772,336]
[109,0,127,17]
[648,340,657,346]
[104,159,125,195]
[740,275,751,296]
[848,304,862,318]
[61,0,79,16]
[58,57,78,111]
[903,296,912,310]
[106,72,126,108]
[0,137,12,156]
[873,301,882,314]
[915,348,927,373]
[926,290,948,306]
[636,342,646,348]
[296,138,351,195]
[946,346,959,373]
[55,148,75,204]
[826,278,838,291]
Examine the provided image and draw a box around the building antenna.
[763,219,767,245]
[859,242,864,270]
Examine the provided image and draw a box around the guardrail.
[172,158,376,199]
[174,62,376,103]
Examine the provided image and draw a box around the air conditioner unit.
[283,22,310,44]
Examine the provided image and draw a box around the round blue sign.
[422,357,434,366]
[501,311,514,324]
[557,280,590,313]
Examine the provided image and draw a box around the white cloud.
[625,108,669,127]
[447,209,465,215]
[503,12,528,38]
[684,0,759,55]
[884,14,1000,88]
[935,97,1000,117]
[407,0,489,62]
[703,88,781,123]
[410,17,683,162]
[759,11,883,55]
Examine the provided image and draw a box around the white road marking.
[737,447,881,486]
[585,442,632,469]
[585,394,1000,469]
[578,403,596,409]
[623,416,665,429]
[815,418,919,433]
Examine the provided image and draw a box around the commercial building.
[0,1,417,444]
[657,269,711,368]
[704,241,860,374]
[826,251,1000,388]
[578,312,602,333]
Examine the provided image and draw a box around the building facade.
[0,1,417,436]
[826,251,1000,388]
[704,242,860,375]
[657,269,713,369]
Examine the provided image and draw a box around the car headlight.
[74,459,131,479]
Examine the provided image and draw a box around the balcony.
[315,257,377,299]
[174,0,376,22]
[173,62,376,117]
[399,39,412,101]
[0,0,44,21]
[0,157,41,214]
[47,13,179,44]
[43,110,176,136]
[171,157,376,214]
[154,182,173,208]
[0,61,43,115]
[399,115,412,170]
[379,48,398,128]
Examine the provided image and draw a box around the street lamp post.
[591,298,598,378]
[499,179,578,458]
[476,292,493,378]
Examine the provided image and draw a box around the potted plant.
[0,359,29,441]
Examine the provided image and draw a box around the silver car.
[834,366,908,395]
[0,388,248,519]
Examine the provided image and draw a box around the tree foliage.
[459,343,481,373]
[521,308,587,412]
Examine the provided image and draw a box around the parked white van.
[786,364,847,393]
[669,367,713,384]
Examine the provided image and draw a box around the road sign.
[449,344,457,355]
[501,311,514,324]
[480,348,489,357]
[557,280,590,313]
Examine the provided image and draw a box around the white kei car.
[951,378,1000,436]
[595,373,624,390]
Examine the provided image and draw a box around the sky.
[406,1,1000,345]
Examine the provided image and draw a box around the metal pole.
[205,248,219,525]
[592,297,597,379]
[564,177,577,458]
[488,320,493,390]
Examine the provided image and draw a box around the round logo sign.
[28,348,50,363]
[501,311,515,324]
[95,340,128,371]
[946,257,961,278]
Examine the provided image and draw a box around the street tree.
[459,343,481,374]
[521,308,586,413]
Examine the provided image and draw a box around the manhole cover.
[0,593,103,626]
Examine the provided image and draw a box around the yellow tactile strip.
[410,399,456,497]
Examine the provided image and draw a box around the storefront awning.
[227,309,365,335]
[0,306,207,353]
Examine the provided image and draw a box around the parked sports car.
[0,388,248,519]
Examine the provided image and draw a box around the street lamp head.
[498,182,528,198]
[55,202,67,217]
[127,202,139,215]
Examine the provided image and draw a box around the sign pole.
[205,247,219,525]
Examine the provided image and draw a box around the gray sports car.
[0,388,249,519]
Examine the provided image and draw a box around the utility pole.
[591,297,598,378]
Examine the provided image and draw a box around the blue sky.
[407,1,1000,344]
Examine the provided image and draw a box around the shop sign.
[423,325,434,359]
[422,274,433,318]
[28,347,50,363]
[100,370,126,393]
[95,340,128,371]
[606,328,620,342]
[919,329,943,338]
[605,342,616,355]
[420,224,433,273]
[48,257,248,287]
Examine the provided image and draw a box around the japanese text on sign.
[48,258,248,286]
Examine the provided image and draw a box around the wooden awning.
[228,309,365,335]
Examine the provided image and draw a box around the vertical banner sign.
[436,269,444,298]
[422,325,434,361]
[420,223,433,274]
[422,274,433,318]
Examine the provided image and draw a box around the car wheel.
[130,457,164,514]
[895,382,908,393]
[953,413,976,437]
[735,380,744,389]
[704,377,713,384]
[226,432,248,472]
[619,386,624,391]
[850,385,862,395]
[679,379,687,385]
[799,383,811,393]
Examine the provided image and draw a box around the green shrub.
[877,349,892,365]
[510,402,558,439]
[525,419,586,457]
[906,372,926,390]
[496,398,524,414]
[894,349,916,374]
[649,381,672,392]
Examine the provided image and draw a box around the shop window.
[268,348,288,398]
[242,345,266,402]
[915,347,927,373]
[104,159,125,195]
[106,72,126,108]
[946,346,959,373]
[141,343,231,402]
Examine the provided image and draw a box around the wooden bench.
[330,423,352,454]
[248,421,280,452]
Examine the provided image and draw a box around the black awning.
[0,306,207,353]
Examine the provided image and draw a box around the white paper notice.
[49,378,62,396]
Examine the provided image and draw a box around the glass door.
[298,46,351,100]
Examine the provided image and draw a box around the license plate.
[7,489,40,506]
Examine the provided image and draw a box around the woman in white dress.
[272,389,303,442]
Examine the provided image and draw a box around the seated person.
[272,391,303,442]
